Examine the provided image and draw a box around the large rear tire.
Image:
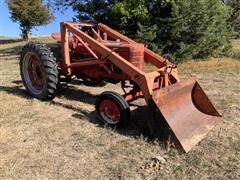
[95,91,130,127]
[20,42,58,100]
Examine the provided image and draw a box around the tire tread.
[20,42,58,100]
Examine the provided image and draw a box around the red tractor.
[20,22,221,152]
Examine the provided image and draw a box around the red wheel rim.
[99,100,121,124]
[27,55,44,91]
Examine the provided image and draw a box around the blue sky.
[0,0,75,37]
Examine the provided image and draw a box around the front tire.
[95,91,130,127]
[20,42,58,100]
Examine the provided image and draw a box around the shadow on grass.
[1,83,167,149]
[55,85,144,135]
[1,45,23,57]
[0,85,31,99]
[57,84,98,105]
[12,80,23,85]
[0,39,24,44]
[1,42,57,59]
[57,84,168,142]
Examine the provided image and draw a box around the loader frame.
[58,22,179,103]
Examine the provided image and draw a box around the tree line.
[7,0,240,61]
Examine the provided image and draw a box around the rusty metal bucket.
[151,78,221,152]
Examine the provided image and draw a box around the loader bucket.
[151,78,221,152]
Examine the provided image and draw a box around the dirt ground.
[0,38,240,179]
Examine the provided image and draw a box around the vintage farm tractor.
[19,22,221,152]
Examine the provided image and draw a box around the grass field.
[0,37,240,179]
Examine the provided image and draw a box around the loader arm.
[97,23,179,74]
[61,22,167,102]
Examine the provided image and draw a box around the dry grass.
[229,39,240,59]
[232,39,240,51]
[0,37,240,179]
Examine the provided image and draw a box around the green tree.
[49,0,155,46]
[7,0,53,40]
[105,0,148,37]
[50,0,149,38]
[51,0,233,61]
[150,0,233,60]
[225,0,240,36]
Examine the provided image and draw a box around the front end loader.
[19,22,221,152]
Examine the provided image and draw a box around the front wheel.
[95,91,130,127]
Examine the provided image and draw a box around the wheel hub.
[99,100,120,124]
[27,55,44,90]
